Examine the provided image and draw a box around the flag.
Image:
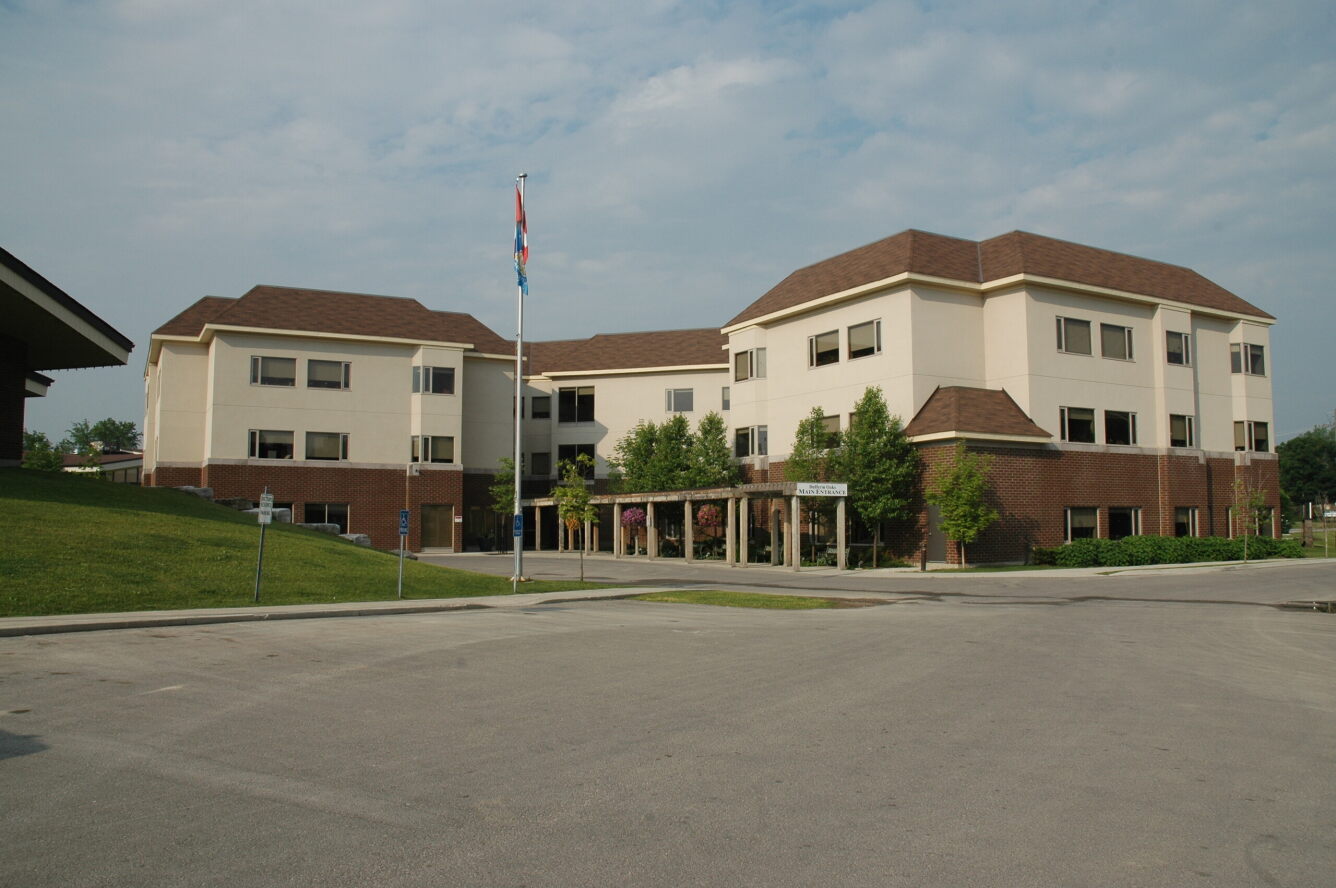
[514,182,528,294]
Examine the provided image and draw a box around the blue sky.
[4,0,1334,441]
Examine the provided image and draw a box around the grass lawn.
[631,589,881,609]
[0,468,602,617]
[1289,527,1336,558]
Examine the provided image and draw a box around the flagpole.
[512,173,528,589]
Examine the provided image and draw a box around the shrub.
[1050,534,1303,567]
[1031,546,1060,566]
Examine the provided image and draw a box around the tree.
[926,442,999,568]
[488,457,516,552]
[687,412,739,489]
[786,406,836,563]
[610,421,660,493]
[1233,476,1269,564]
[646,413,694,491]
[65,418,141,454]
[553,453,598,581]
[21,432,64,472]
[1278,425,1336,507]
[830,386,920,568]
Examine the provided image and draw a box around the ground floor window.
[1228,505,1274,539]
[1108,507,1141,540]
[304,503,349,533]
[1174,507,1198,538]
[1065,507,1098,541]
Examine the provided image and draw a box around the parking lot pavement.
[2,565,1333,887]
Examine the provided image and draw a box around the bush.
[1050,534,1302,567]
[1031,546,1060,565]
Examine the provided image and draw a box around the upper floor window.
[532,395,551,419]
[530,451,552,476]
[412,366,455,395]
[411,435,454,464]
[1166,331,1191,366]
[250,356,296,387]
[808,331,839,367]
[734,348,766,382]
[734,425,768,458]
[556,443,595,478]
[308,360,351,390]
[1059,407,1096,443]
[848,320,882,359]
[1101,324,1134,361]
[818,415,841,448]
[1169,414,1195,448]
[1231,343,1265,376]
[1234,420,1269,453]
[1104,410,1137,445]
[248,429,293,459]
[1056,317,1092,355]
[306,431,349,461]
[666,388,694,412]
[721,386,730,411]
[558,386,595,423]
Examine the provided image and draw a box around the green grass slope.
[0,469,601,617]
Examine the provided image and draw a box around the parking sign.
[399,509,410,536]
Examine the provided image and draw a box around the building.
[2,247,134,465]
[143,230,1279,560]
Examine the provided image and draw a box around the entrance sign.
[795,482,848,497]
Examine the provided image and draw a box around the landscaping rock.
[298,522,341,535]
[177,486,214,500]
[339,533,372,547]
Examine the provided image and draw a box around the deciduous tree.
[830,386,919,568]
[926,442,999,568]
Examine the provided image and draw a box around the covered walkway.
[525,481,848,572]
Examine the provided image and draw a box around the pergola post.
[684,499,695,563]
[739,495,749,568]
[534,505,542,551]
[613,502,623,558]
[791,495,801,572]
[647,501,658,559]
[771,506,782,566]
[726,497,736,567]
[836,497,847,571]
[584,518,592,553]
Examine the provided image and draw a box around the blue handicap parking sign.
[399,509,410,536]
[513,513,524,537]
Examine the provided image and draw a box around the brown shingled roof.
[151,286,511,352]
[904,386,1051,440]
[726,229,1270,327]
[528,328,728,374]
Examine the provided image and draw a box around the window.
[1065,507,1098,542]
[848,320,882,359]
[1060,407,1096,443]
[1166,331,1191,366]
[808,330,839,367]
[1169,414,1195,448]
[721,386,730,411]
[1108,507,1141,540]
[734,426,768,458]
[250,356,296,386]
[532,396,551,419]
[1174,507,1198,538]
[556,443,595,478]
[531,452,551,476]
[665,388,694,412]
[1101,324,1134,360]
[1234,421,1269,453]
[734,348,766,382]
[1104,411,1137,446]
[558,386,595,423]
[304,503,348,534]
[307,360,350,390]
[248,429,293,459]
[1056,317,1092,355]
[1229,505,1274,539]
[412,366,455,395]
[1230,343,1265,376]
[305,432,348,461]
[411,435,454,464]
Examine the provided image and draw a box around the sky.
[4,0,1334,443]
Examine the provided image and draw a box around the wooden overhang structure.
[525,481,848,572]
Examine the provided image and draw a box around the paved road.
[2,563,1334,886]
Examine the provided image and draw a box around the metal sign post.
[254,489,273,603]
[398,509,410,599]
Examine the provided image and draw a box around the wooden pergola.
[524,481,848,571]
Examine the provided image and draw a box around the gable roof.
[153,286,511,353]
[725,229,1271,327]
[528,328,727,375]
[904,386,1051,440]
